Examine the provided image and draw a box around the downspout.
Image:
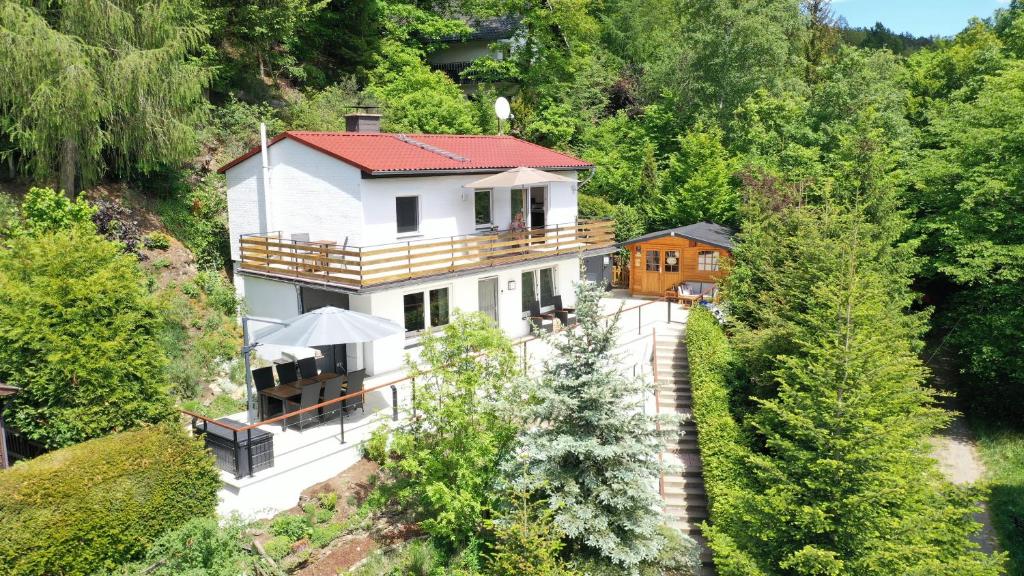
[260,123,274,233]
[577,166,596,189]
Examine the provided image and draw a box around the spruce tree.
[512,279,667,570]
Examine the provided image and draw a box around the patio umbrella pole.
[241,316,289,423]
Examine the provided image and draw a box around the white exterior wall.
[360,173,579,247]
[226,139,364,260]
[428,40,497,65]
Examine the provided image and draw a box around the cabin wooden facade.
[622,222,733,299]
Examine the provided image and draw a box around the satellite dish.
[494,97,511,120]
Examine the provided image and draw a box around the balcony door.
[478,277,499,324]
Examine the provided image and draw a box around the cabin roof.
[622,222,735,250]
[217,132,593,176]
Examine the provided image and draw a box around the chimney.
[345,113,382,133]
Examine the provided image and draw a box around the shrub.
[263,536,293,561]
[144,231,172,250]
[0,228,174,448]
[17,186,96,236]
[0,424,220,576]
[270,514,312,541]
[319,491,339,512]
[363,425,390,464]
[91,197,142,254]
[310,523,344,549]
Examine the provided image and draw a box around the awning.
[254,306,404,347]
[463,166,578,189]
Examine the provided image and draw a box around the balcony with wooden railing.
[238,219,615,289]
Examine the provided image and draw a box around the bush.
[17,186,96,236]
[0,424,220,576]
[0,228,174,449]
[270,514,312,541]
[578,193,645,242]
[263,536,293,562]
[363,425,390,464]
[143,231,172,250]
[310,523,344,549]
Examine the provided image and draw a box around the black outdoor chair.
[343,369,366,414]
[276,362,299,385]
[551,295,577,327]
[252,366,280,419]
[284,382,323,431]
[320,376,346,422]
[528,302,555,333]
[297,356,319,380]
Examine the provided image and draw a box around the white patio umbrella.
[254,306,404,347]
[463,166,578,189]
[242,307,404,421]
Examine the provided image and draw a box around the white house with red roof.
[220,114,616,376]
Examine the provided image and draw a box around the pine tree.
[512,279,667,570]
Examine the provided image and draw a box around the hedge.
[685,308,767,576]
[0,424,221,576]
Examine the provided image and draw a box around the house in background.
[622,222,733,300]
[219,114,615,377]
[428,16,520,90]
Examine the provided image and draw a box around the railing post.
[407,241,412,280]
[391,385,399,421]
[638,305,642,335]
[246,429,254,477]
[232,429,241,479]
[339,410,345,444]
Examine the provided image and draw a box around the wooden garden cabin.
[622,222,733,299]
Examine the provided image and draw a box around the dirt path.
[927,344,1001,557]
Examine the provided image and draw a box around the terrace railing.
[238,219,615,289]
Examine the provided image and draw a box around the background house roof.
[439,15,520,42]
[622,222,735,250]
[217,132,593,175]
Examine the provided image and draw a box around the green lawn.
[972,419,1024,576]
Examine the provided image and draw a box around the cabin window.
[665,250,680,273]
[396,196,419,234]
[475,190,492,227]
[645,250,661,272]
[404,287,450,335]
[698,250,720,271]
[522,267,557,313]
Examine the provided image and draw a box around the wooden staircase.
[656,323,715,575]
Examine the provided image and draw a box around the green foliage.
[100,516,283,576]
[0,0,210,193]
[577,193,645,242]
[16,186,96,236]
[0,191,19,237]
[654,124,739,229]
[368,49,481,134]
[485,485,580,576]
[286,80,368,130]
[180,394,246,419]
[363,425,391,464]
[143,231,172,250]
[973,420,1024,576]
[0,424,220,576]
[310,522,345,548]
[184,269,239,316]
[513,279,671,569]
[0,228,173,449]
[263,536,293,561]
[271,514,313,541]
[387,312,521,550]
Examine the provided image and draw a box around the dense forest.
[1,0,1023,574]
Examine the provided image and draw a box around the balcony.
[238,220,615,289]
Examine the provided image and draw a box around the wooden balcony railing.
[238,220,616,289]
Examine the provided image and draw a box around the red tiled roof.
[217,132,593,175]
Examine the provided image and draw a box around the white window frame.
[697,250,720,272]
[520,266,558,317]
[474,189,494,229]
[402,284,452,340]
[396,195,420,237]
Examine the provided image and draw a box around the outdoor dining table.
[258,372,345,420]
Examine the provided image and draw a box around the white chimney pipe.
[259,123,273,233]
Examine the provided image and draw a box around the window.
[511,188,526,222]
[522,267,556,313]
[396,196,419,234]
[403,292,425,333]
[539,268,555,307]
[404,287,450,335]
[665,250,680,273]
[475,190,492,226]
[645,250,660,272]
[698,250,720,271]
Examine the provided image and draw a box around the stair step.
[662,477,706,494]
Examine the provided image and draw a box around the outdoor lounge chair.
[284,382,323,431]
[320,376,346,422]
[297,356,319,380]
[551,295,577,327]
[276,361,299,385]
[528,302,555,333]
[343,369,366,414]
[252,366,280,419]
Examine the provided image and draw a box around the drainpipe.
[260,123,274,233]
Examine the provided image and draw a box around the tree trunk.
[60,138,77,198]
[6,153,13,180]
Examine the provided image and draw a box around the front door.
[478,277,499,324]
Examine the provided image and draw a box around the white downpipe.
[260,123,274,233]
